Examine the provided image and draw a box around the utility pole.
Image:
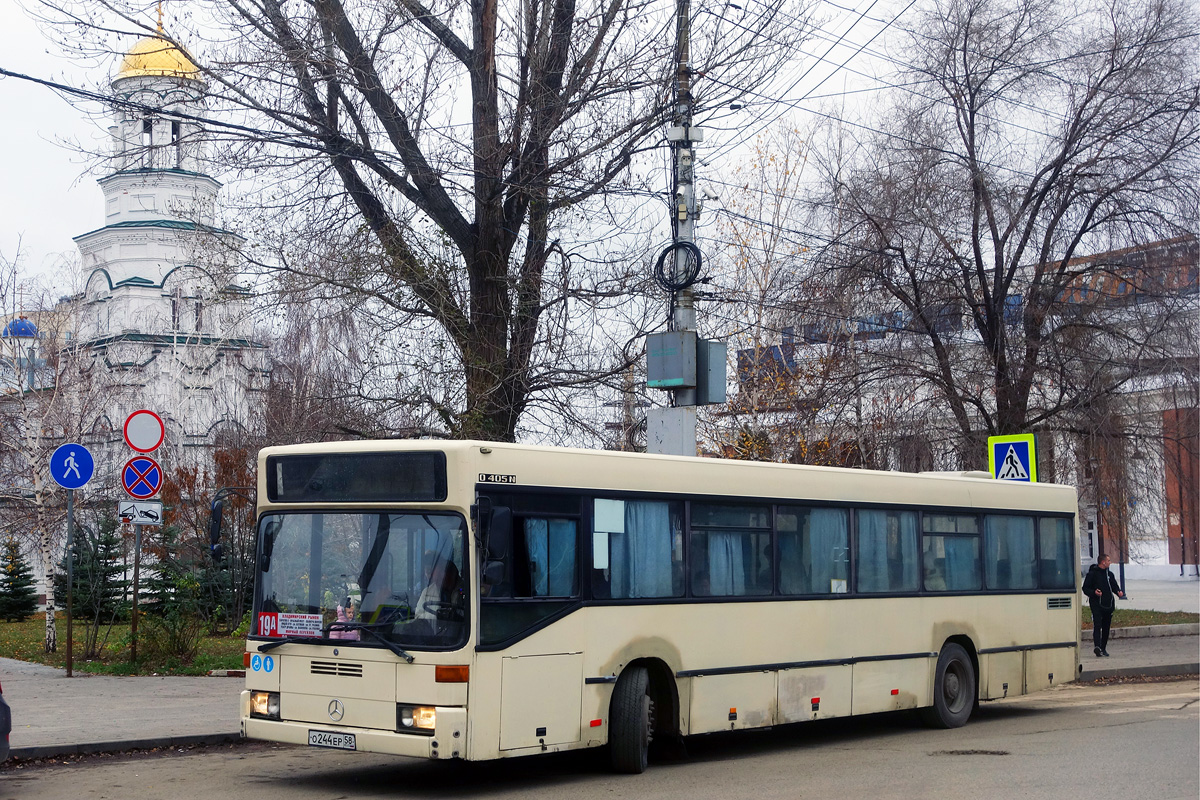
[645,0,725,455]
[672,0,698,363]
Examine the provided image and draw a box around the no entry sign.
[124,410,165,453]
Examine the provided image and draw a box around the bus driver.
[416,551,464,621]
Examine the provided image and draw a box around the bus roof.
[258,440,1078,515]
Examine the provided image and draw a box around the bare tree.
[808,0,1198,455]
[0,256,115,652]
[39,0,815,442]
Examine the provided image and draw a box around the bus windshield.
[254,511,468,650]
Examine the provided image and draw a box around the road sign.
[50,443,94,490]
[122,456,163,499]
[988,434,1037,483]
[118,500,163,526]
[123,409,165,453]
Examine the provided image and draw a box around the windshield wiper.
[327,622,415,663]
[257,636,329,652]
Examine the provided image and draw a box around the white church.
[71,34,267,463]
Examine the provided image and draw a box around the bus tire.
[922,643,975,729]
[610,665,652,773]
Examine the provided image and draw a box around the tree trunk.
[41,521,57,653]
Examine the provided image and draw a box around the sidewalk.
[1118,578,1199,614]
[1,657,241,760]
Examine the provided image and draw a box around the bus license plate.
[309,729,356,750]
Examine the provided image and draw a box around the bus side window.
[592,499,683,599]
[690,504,772,597]
[984,515,1037,590]
[513,518,577,598]
[1038,517,1075,589]
[856,509,919,593]
[778,507,849,595]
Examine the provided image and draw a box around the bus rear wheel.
[610,665,653,773]
[922,643,975,729]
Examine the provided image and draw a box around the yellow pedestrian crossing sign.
[988,434,1037,482]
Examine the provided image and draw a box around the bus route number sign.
[258,612,323,638]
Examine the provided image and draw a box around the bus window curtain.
[985,516,1037,589]
[778,525,801,594]
[525,519,549,596]
[611,501,673,598]
[1039,518,1074,588]
[523,519,576,597]
[806,510,844,592]
[858,510,918,592]
[942,535,981,590]
[810,508,848,592]
[707,532,746,595]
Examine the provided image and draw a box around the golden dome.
[118,37,200,80]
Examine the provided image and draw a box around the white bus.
[232,440,1080,772]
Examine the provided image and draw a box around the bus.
[228,440,1081,773]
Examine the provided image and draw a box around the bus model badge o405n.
[212,441,1081,774]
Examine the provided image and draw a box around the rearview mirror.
[486,506,512,562]
[261,519,281,572]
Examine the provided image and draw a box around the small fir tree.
[0,537,39,622]
[54,514,129,658]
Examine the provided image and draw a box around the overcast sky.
[0,0,896,299]
[0,5,109,291]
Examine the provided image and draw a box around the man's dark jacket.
[1082,564,1122,610]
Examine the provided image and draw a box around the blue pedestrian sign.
[988,434,1037,483]
[51,443,95,490]
[122,456,163,499]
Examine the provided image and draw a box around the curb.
[207,670,246,677]
[6,732,243,762]
[1079,663,1200,681]
[1080,623,1199,639]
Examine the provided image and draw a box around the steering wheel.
[421,599,465,622]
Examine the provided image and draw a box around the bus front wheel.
[609,665,653,773]
[922,643,975,728]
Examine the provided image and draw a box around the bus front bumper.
[242,696,467,759]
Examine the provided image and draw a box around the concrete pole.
[672,0,697,410]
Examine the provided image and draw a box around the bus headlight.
[397,704,436,734]
[251,691,281,720]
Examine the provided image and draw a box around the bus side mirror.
[482,559,505,587]
[209,499,224,563]
[486,506,512,562]
[261,520,280,573]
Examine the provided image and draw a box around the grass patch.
[0,614,245,675]
[1081,607,1199,629]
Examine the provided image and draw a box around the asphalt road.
[7,678,1197,800]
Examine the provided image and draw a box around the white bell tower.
[71,30,266,450]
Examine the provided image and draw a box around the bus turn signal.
[435,665,469,683]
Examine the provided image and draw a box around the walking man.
[1082,553,1125,656]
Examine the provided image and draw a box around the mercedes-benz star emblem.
[328,699,345,722]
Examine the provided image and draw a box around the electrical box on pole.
[696,339,727,405]
[647,331,698,389]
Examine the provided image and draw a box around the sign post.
[121,410,165,667]
[51,443,95,678]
